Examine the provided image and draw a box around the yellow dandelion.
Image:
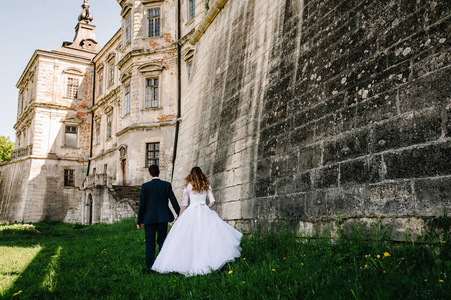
[13,291,22,296]
[228,270,233,274]
[283,257,286,260]
[383,252,390,257]
[243,258,246,260]
[377,255,381,258]
[104,266,107,268]
[365,265,368,268]
[365,255,368,258]
[424,279,427,282]
[443,241,446,243]
[383,271,386,273]
[242,281,246,284]
[439,279,444,283]
[357,226,360,229]
[272,269,276,271]
[301,263,304,266]
[401,257,404,260]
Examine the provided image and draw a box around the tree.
[0,136,15,162]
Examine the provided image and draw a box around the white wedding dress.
[151,184,242,276]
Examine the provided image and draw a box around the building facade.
[1,0,451,239]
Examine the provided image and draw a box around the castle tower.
[0,0,97,223]
[58,0,99,58]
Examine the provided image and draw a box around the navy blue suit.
[137,178,180,270]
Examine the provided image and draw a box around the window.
[146,142,160,167]
[64,169,75,187]
[104,164,108,174]
[106,114,112,139]
[188,63,193,78]
[95,121,100,145]
[108,63,114,87]
[145,78,159,108]
[125,17,131,44]
[97,71,103,95]
[66,77,79,98]
[189,0,195,20]
[64,125,78,148]
[148,8,161,37]
[124,85,130,115]
[92,168,96,176]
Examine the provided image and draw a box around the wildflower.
[383,271,386,274]
[104,266,107,268]
[357,226,360,229]
[272,269,275,271]
[228,270,233,274]
[365,265,368,268]
[242,281,246,284]
[443,241,446,243]
[401,257,404,260]
[338,266,342,269]
[377,255,381,258]
[365,255,368,258]
[243,258,246,260]
[383,252,390,258]
[283,257,286,260]
[13,291,22,296]
[269,214,272,217]
[424,279,427,282]
[301,263,304,266]
[439,279,444,283]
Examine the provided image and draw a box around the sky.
[0,0,121,141]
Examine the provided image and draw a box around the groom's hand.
[137,224,142,230]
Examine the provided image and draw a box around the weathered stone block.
[340,156,381,186]
[385,142,451,179]
[373,108,442,153]
[323,129,370,165]
[415,176,451,216]
[363,182,415,216]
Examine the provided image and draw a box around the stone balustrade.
[10,145,33,160]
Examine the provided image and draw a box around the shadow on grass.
[2,241,60,299]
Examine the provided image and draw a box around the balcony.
[83,173,113,189]
[10,145,33,160]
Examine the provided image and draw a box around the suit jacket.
[137,178,181,224]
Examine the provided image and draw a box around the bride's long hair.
[185,167,210,192]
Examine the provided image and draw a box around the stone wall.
[173,0,451,233]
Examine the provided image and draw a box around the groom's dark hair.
[148,165,160,177]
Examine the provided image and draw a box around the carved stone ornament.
[118,144,128,160]
[94,114,102,122]
[79,0,94,24]
[62,117,83,125]
[138,63,165,75]
[119,71,132,83]
[63,68,84,76]
[104,105,114,114]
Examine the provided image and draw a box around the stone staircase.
[110,185,141,213]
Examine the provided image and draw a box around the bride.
[151,167,242,276]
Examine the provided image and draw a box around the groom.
[137,164,180,273]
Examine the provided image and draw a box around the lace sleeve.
[182,187,189,206]
[207,185,215,203]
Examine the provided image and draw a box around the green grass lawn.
[0,218,449,299]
